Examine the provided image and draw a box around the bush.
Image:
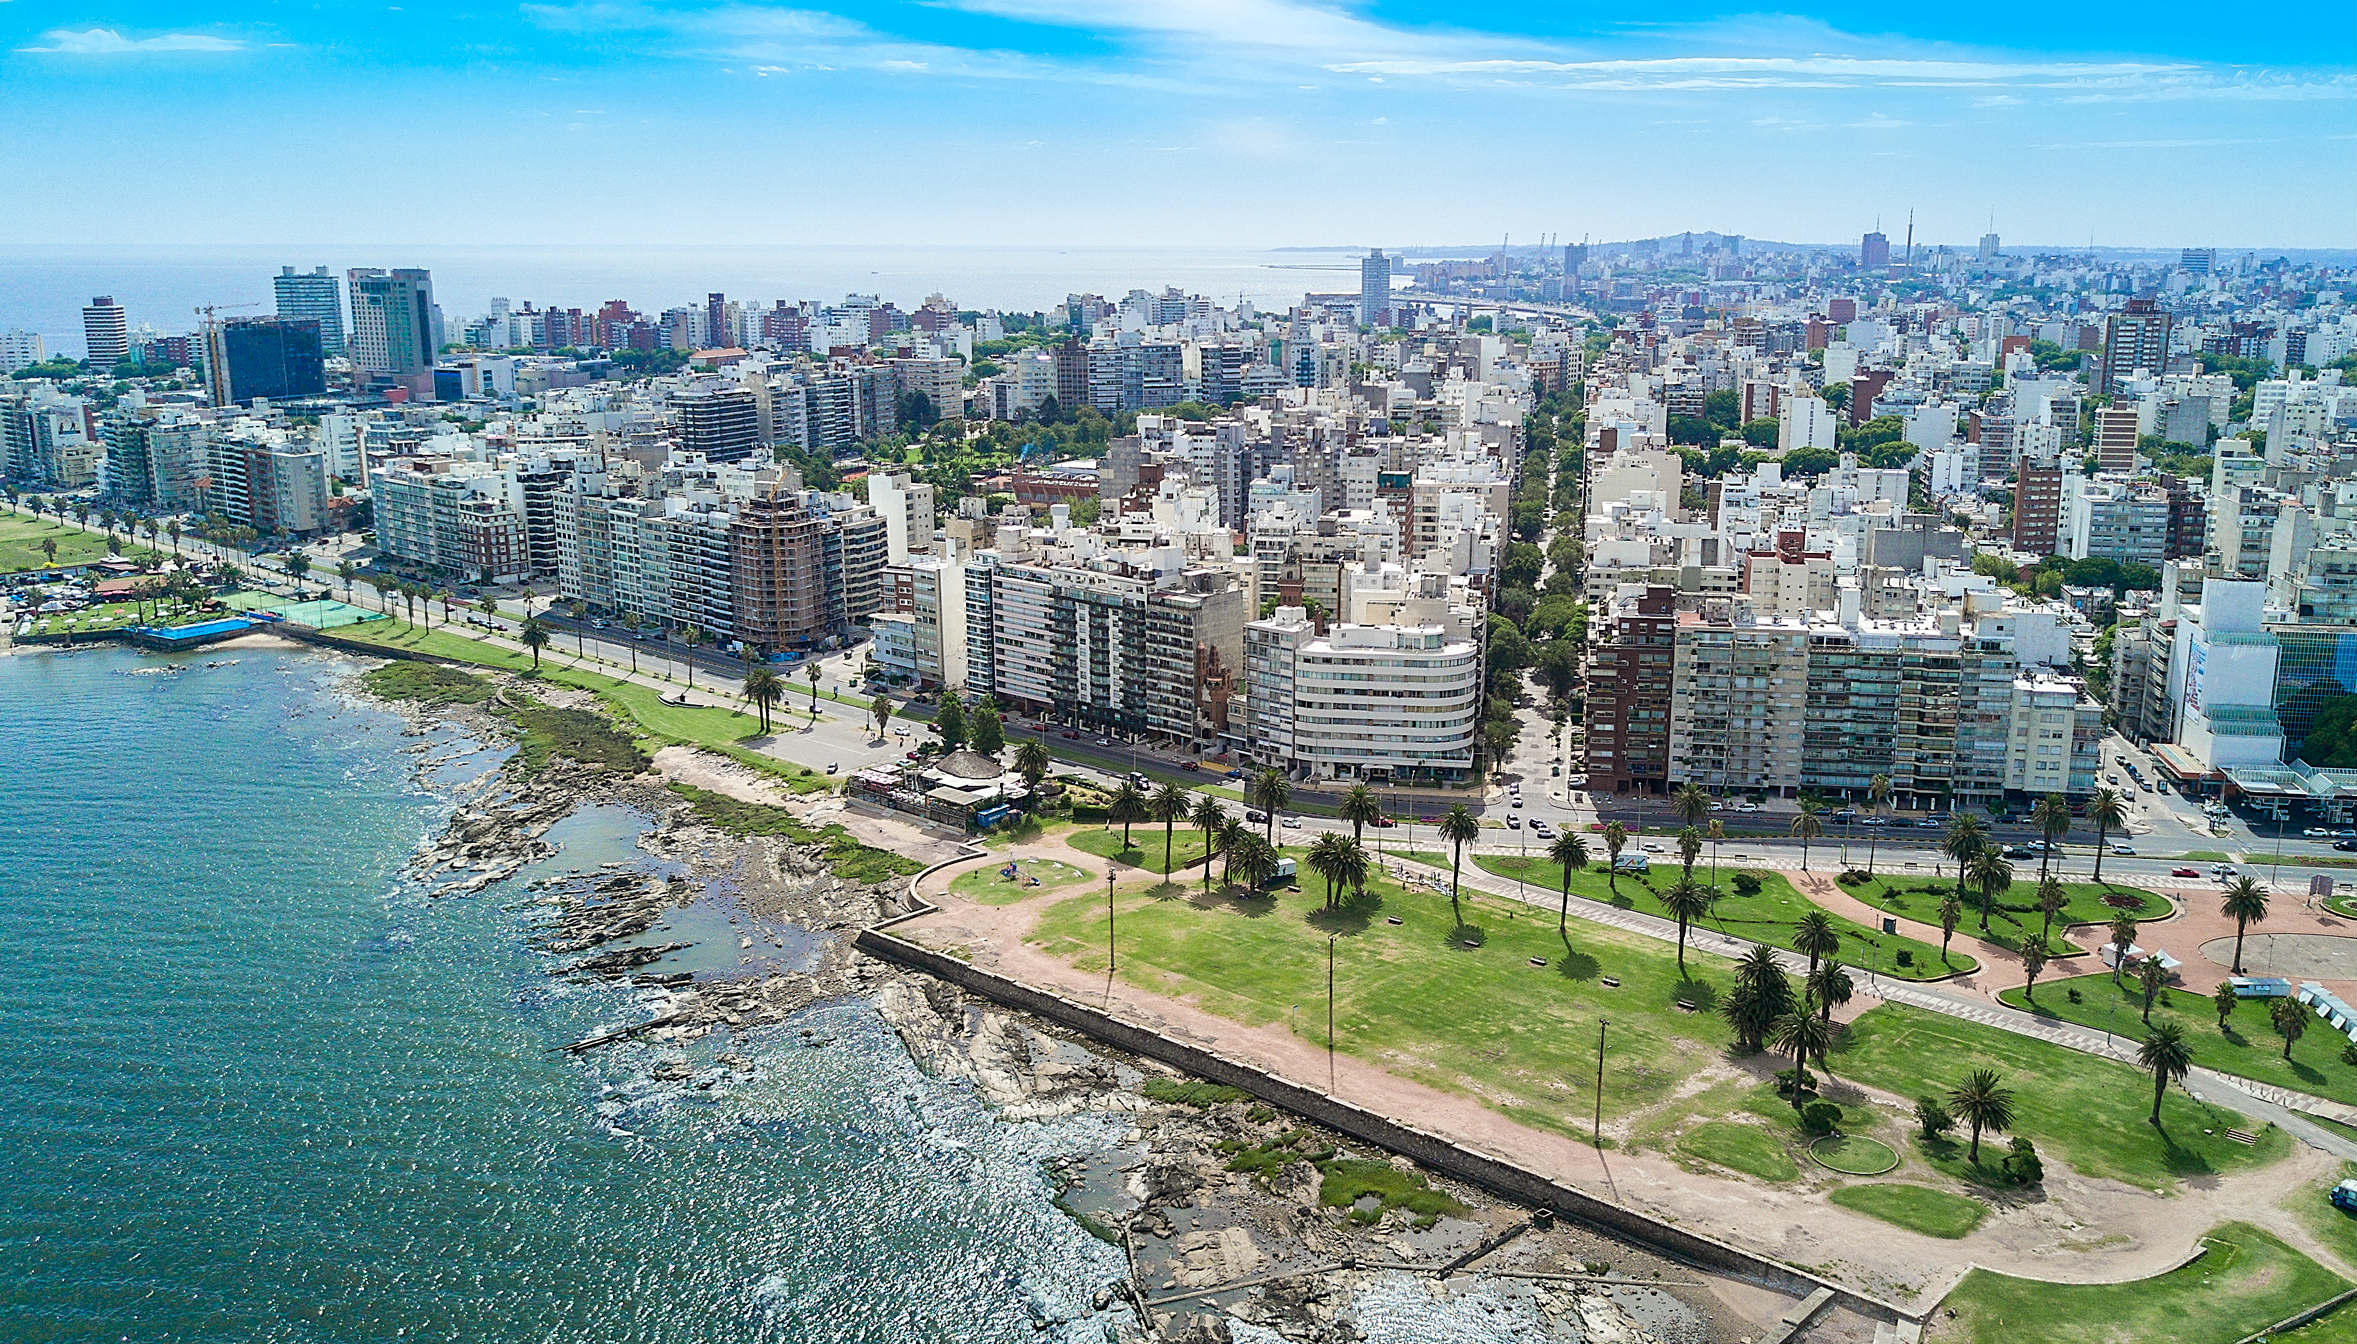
[1775,1067,1818,1099]
[1838,869,1873,886]
[1916,1097,1956,1139]
[1800,1101,1843,1135]
[1732,871,1765,897]
[2342,1042,2357,1068]
[2066,987,2084,1004]
[2001,1135,2043,1185]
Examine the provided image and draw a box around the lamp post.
[1327,934,1337,1096]
[1593,1018,1609,1146]
[1106,861,1117,974]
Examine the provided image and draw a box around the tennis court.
[258,598,388,630]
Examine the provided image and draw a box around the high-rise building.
[1859,232,1890,270]
[346,268,437,380]
[82,296,130,366]
[2180,248,2216,276]
[202,318,326,407]
[2013,462,2066,557]
[1562,241,1588,274]
[673,381,760,463]
[2092,404,2140,474]
[0,330,44,373]
[274,266,346,357]
[1358,249,1392,328]
[1978,233,2001,262]
[2099,297,2171,395]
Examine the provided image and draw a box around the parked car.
[1738,801,1762,813]
[1179,761,1199,772]
[1060,729,1081,740]
[2306,827,2333,839]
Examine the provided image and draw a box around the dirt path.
[899,855,2337,1312]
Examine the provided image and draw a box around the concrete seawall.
[854,920,1912,1324]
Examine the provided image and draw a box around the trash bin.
[1882,916,1898,935]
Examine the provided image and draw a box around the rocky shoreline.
[367,667,1768,1344]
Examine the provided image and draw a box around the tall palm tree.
[1864,774,1892,877]
[680,624,701,689]
[166,519,183,556]
[2020,944,2049,1003]
[2220,877,2270,975]
[1339,784,1383,845]
[1109,781,1148,849]
[2035,878,2068,951]
[1945,1069,2016,1163]
[870,695,894,738]
[1723,945,1793,1053]
[1191,795,1227,897]
[1944,814,1988,911]
[1307,832,1353,911]
[2138,1022,2193,1126]
[1602,821,1628,897]
[1149,783,1188,881]
[743,668,783,734]
[2137,956,2169,1024]
[1793,911,1841,978]
[1936,892,1963,964]
[1233,833,1280,895]
[1014,739,1050,790]
[2032,793,2071,883]
[437,589,456,630]
[2272,997,2309,1060]
[2108,915,2140,987]
[1218,817,1250,892]
[1791,804,1824,871]
[1251,768,1291,845]
[519,617,550,668]
[1770,1009,1834,1107]
[335,560,355,601]
[1660,877,1714,978]
[805,662,822,715]
[1438,804,1480,928]
[1548,831,1590,936]
[2087,788,2128,884]
[1671,782,1712,833]
[1966,847,2013,934]
[1676,826,1702,883]
[1706,818,1726,893]
[1809,960,1854,1026]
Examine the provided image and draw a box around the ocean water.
[0,643,1129,1343]
[0,243,1373,356]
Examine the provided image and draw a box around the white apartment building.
[1243,605,1481,784]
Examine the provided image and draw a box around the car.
[1506,815,1522,829]
[1245,808,1268,824]
[1225,769,1246,781]
[1831,810,1858,823]
[2306,828,2332,839]
[2110,844,2134,855]
[1531,821,1554,837]
[825,762,839,775]
[2171,867,2201,878]
[1060,729,1081,740]
[1641,841,1666,853]
[1737,801,1762,813]
[1861,816,1889,827]
[2337,840,2357,853]
[1281,814,1303,828]
[2337,829,2357,841]
[1179,761,1199,772]
[2003,844,2034,858]
[1564,773,1587,787]
[1369,815,1395,828]
[1510,797,1524,809]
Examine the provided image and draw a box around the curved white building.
[1244,605,1480,784]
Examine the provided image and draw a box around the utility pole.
[1106,862,1117,974]
[1593,1018,1609,1146]
[1327,935,1337,1095]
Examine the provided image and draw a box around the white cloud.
[18,27,247,53]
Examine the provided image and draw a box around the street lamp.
[1327,934,1337,1096]
[1106,861,1117,975]
[1593,1018,1609,1146]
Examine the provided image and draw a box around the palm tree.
[1945,1069,2015,1163]
[2220,877,2270,975]
[166,519,182,556]
[2137,956,2169,1024]
[39,537,57,567]
[1149,782,1188,882]
[2035,878,2068,951]
[1671,782,1712,833]
[2087,788,2128,884]
[2214,981,2239,1030]
[437,589,456,630]
[1602,821,1628,896]
[519,618,550,668]
[1706,818,1726,893]
[677,624,701,689]
[286,551,312,590]
[1233,833,1280,895]
[1793,911,1841,978]
[1864,774,1892,876]
[335,560,355,601]
[805,662,822,715]
[2271,998,2309,1060]
[1676,825,1702,882]
[1191,795,1227,897]
[2139,1022,2193,1125]
[2033,793,2071,883]
[1944,814,1987,910]
[743,668,783,734]
[1109,781,1148,849]
[1723,945,1793,1053]
[1251,768,1290,845]
[1661,877,1714,977]
[1014,739,1050,790]
[1791,803,1824,871]
[2108,915,2139,987]
[2021,944,2049,1003]
[1770,1010,1834,1108]
[1936,892,1963,964]
[1438,804,1480,928]
[870,695,894,739]
[1808,960,1853,1026]
[1548,831,1590,936]
[1340,784,1383,846]
[1307,832,1354,911]
[1966,847,2013,934]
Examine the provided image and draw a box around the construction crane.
[194,301,261,325]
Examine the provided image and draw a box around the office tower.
[2013,462,2065,556]
[274,265,346,357]
[346,268,438,379]
[2180,248,2216,276]
[2093,404,2140,474]
[202,317,326,407]
[1358,248,1391,328]
[82,296,130,366]
[706,292,728,348]
[1978,233,2000,262]
[2099,297,2171,395]
[1562,241,1588,273]
[1860,232,1890,269]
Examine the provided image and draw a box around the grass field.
[1840,873,2165,956]
[1810,1134,1899,1175]
[668,783,921,886]
[1933,1222,2347,1344]
[1675,1121,1798,1182]
[951,857,1092,904]
[0,514,156,574]
[1453,851,1972,980]
[1069,824,1213,876]
[1999,974,2357,1106]
[1829,1183,1984,1238]
[1834,1006,2290,1189]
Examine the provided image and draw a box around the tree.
[2032,794,2071,883]
[1251,769,1291,845]
[1791,803,1824,870]
[2138,1022,2193,1126]
[2021,944,2049,1002]
[805,662,822,715]
[1793,911,1841,979]
[1672,783,1712,833]
[2213,981,2239,1030]
[870,695,894,739]
[2035,879,2068,950]
[1109,782,1148,849]
[1660,877,1715,978]
[2220,877,2270,975]
[2087,789,2128,883]
[1439,804,1480,928]
[1677,825,1703,882]
[1340,784,1383,845]
[968,705,1005,757]
[518,618,550,668]
[680,624,701,690]
[1809,960,1854,1026]
[1307,832,1361,912]
[1723,945,1793,1053]
[2108,915,2140,987]
[1945,1069,2016,1163]
[1191,795,1227,897]
[743,668,783,733]
[1944,815,1987,911]
[39,537,57,567]
[1936,892,1963,964]
[1602,821,1628,895]
[1966,847,2013,934]
[167,519,183,556]
[1149,782,1188,882]
[1864,774,1892,876]
[2271,997,2309,1060]
[286,551,312,587]
[2134,956,2169,1022]
[1549,831,1591,936]
[1232,832,1280,895]
[1770,1011,1835,1109]
[934,694,967,749]
[1014,739,1049,789]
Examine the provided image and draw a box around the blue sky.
[2,0,2351,248]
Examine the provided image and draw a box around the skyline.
[3,1,2352,249]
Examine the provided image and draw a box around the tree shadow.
[1552,945,1603,982]
[1447,922,1488,949]
[1309,894,1379,936]
[1147,881,1189,903]
[1672,977,1720,1011]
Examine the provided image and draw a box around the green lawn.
[1933,1222,2348,1344]
[1828,1183,1985,1239]
[1835,1006,2290,1190]
[951,857,1092,905]
[1810,1134,1899,1175]
[2273,1308,2357,1344]
[1840,873,2165,956]
[1999,975,2357,1106]
[0,514,156,573]
[1454,852,1973,980]
[1069,823,1213,876]
[1674,1121,1798,1182]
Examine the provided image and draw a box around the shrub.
[2341,1043,2357,1068]
[1839,869,1873,886]
[1895,949,1913,967]
[2001,1135,2043,1186]
[1732,871,1765,897]
[1800,1101,1843,1135]
[1775,1067,1818,1099]
[1916,1097,1956,1139]
[2066,987,2084,1004]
